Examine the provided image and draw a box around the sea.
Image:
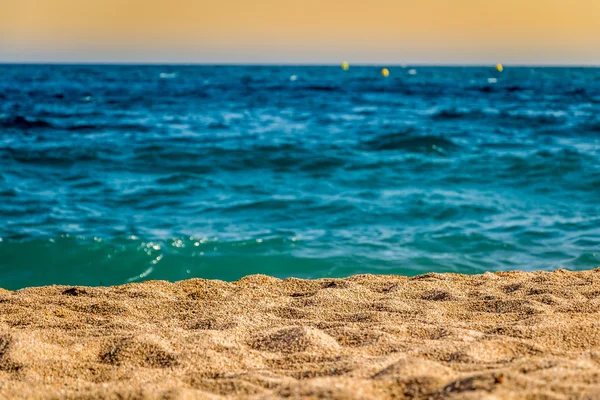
[1,65,599,290]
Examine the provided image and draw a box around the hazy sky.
[1,0,599,64]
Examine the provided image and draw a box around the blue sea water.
[0,65,599,289]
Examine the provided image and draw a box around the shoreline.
[1,269,600,399]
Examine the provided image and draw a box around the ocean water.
[1,65,599,289]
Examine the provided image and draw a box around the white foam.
[159,72,177,79]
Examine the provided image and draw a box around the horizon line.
[1,61,599,68]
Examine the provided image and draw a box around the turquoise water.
[1,65,599,289]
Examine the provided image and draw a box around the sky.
[1,0,599,64]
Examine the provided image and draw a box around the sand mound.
[250,327,340,354]
[1,269,600,399]
[99,335,179,368]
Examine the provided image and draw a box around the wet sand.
[1,269,600,399]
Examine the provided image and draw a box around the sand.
[1,269,600,399]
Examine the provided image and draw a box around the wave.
[533,120,600,137]
[576,121,600,134]
[0,236,343,289]
[363,132,460,153]
[0,146,114,166]
[64,122,153,133]
[0,115,53,130]
[0,114,153,134]
[490,149,596,190]
[502,111,566,126]
[129,142,350,174]
[432,109,466,120]
[207,122,229,130]
[472,84,528,93]
[303,85,340,92]
[567,88,586,96]
[505,85,527,92]
[477,86,495,93]
[1,232,596,290]
[431,108,485,121]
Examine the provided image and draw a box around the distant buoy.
[341,61,350,71]
[381,68,390,77]
[496,64,504,72]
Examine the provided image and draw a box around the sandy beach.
[1,269,600,399]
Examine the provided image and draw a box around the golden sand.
[1,269,600,399]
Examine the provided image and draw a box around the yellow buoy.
[381,68,390,77]
[496,63,504,72]
[341,61,350,71]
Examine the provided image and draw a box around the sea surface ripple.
[1,65,599,289]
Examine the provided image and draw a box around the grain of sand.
[1,269,600,399]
